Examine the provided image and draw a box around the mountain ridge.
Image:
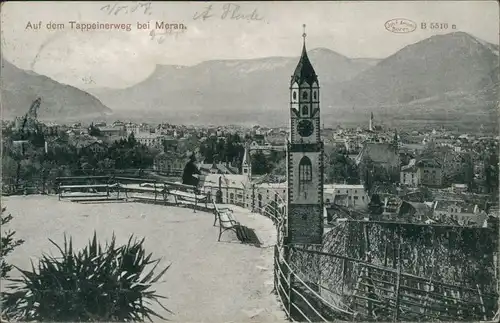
[1,57,113,122]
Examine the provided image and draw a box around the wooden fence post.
[476,284,487,320]
[283,245,293,320]
[287,266,293,320]
[341,258,347,295]
[393,245,402,322]
[363,223,374,318]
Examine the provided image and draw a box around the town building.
[135,133,165,148]
[451,183,468,194]
[323,184,369,209]
[202,174,251,207]
[198,163,238,175]
[71,136,107,155]
[97,125,126,137]
[125,122,140,134]
[355,142,400,175]
[253,182,288,211]
[432,199,487,226]
[400,159,421,187]
[153,152,185,176]
[417,158,443,187]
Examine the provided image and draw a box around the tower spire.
[302,24,307,46]
[291,24,318,86]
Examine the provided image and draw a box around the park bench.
[58,183,119,200]
[163,181,208,211]
[119,182,167,202]
[212,201,234,226]
[213,202,249,242]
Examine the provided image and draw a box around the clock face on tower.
[297,119,314,137]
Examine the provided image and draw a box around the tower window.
[313,91,317,100]
[299,156,312,183]
[302,91,308,100]
[301,105,308,116]
[292,91,297,100]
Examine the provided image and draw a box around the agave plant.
[1,232,172,322]
[0,207,25,279]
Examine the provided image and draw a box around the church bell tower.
[286,25,324,245]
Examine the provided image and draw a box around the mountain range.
[0,57,112,122]
[86,48,381,127]
[2,31,498,131]
[337,32,499,129]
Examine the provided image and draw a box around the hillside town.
[3,106,498,229]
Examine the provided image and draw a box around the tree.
[216,139,226,163]
[2,155,18,191]
[271,158,287,176]
[199,137,217,164]
[359,156,390,193]
[484,152,499,194]
[127,132,137,147]
[326,146,359,184]
[88,124,101,137]
[252,150,272,175]
[0,207,25,279]
[2,232,171,322]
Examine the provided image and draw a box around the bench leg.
[218,226,223,241]
[213,213,218,226]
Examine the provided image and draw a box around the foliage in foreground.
[2,232,172,322]
[0,207,25,279]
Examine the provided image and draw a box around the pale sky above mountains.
[1,1,498,89]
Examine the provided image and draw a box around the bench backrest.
[213,201,221,213]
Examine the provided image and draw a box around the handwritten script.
[100,2,152,16]
[149,28,186,44]
[193,3,263,21]
[81,76,95,84]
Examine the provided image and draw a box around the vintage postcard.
[1,1,499,322]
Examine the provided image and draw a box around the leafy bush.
[2,232,171,322]
[0,207,25,279]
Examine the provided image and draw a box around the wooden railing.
[289,245,498,321]
[55,175,209,211]
[257,189,498,322]
[254,194,355,322]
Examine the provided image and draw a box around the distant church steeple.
[392,129,399,150]
[241,143,251,179]
[369,112,374,131]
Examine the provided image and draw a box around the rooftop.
[290,35,318,86]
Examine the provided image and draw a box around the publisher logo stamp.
[385,18,417,33]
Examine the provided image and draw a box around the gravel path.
[1,195,287,322]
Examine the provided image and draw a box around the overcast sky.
[1,1,498,89]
